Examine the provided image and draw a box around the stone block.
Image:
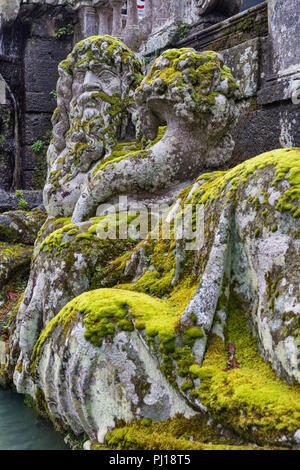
[223,38,262,98]
[232,102,300,165]
[24,38,71,94]
[24,92,56,113]
[22,113,52,145]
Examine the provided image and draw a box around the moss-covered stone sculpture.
[72,48,240,222]
[2,38,299,450]
[0,207,46,245]
[43,35,143,218]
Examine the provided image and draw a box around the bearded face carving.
[43,35,143,218]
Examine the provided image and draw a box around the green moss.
[191,148,300,218]
[189,312,198,324]
[59,57,71,74]
[31,289,179,371]
[180,379,193,392]
[184,327,204,339]
[72,35,142,82]
[102,414,278,450]
[190,291,300,444]
[137,48,238,116]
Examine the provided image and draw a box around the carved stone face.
[43,36,143,218]
[73,65,122,122]
[135,48,240,142]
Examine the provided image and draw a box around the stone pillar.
[258,0,300,105]
[257,0,300,147]
[98,6,113,35]
[268,0,300,78]
[78,3,99,39]
[123,0,140,50]
[110,0,124,38]
[139,0,153,39]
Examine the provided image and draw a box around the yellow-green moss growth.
[191,148,300,218]
[190,292,300,444]
[30,289,179,372]
[100,414,279,450]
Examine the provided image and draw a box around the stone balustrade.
[1,1,246,52]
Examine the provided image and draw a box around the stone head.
[135,48,240,143]
[44,35,143,218]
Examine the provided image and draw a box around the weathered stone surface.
[10,216,140,374]
[0,207,46,244]
[0,0,21,23]
[0,0,76,24]
[24,38,71,95]
[0,189,43,213]
[231,103,300,165]
[222,38,261,98]
[180,149,300,386]
[268,0,300,77]
[0,105,14,191]
[25,324,196,442]
[22,114,53,145]
[0,242,33,287]
[24,92,56,114]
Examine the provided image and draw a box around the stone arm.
[71,145,183,223]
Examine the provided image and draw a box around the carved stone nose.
[83,70,101,91]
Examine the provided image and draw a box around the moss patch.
[98,414,280,450]
[31,288,178,364]
[190,292,300,445]
[192,148,300,218]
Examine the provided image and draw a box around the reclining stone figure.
[8,38,300,447]
[12,148,300,445]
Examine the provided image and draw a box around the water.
[0,388,69,450]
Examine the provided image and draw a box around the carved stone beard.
[63,91,119,172]
[77,91,107,122]
[67,93,107,148]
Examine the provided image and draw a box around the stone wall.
[0,18,25,191]
[21,5,75,189]
[0,4,75,193]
